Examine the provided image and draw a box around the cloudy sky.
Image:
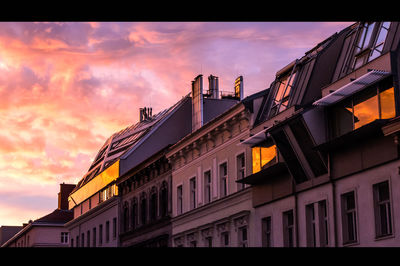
[0,21,354,226]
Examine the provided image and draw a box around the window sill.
[374,234,394,241]
[342,240,359,247]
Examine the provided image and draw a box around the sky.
[0,21,354,226]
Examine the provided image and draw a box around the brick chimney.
[58,183,76,210]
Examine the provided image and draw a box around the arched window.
[140,192,147,225]
[123,201,129,232]
[131,197,138,230]
[160,181,168,217]
[150,187,158,222]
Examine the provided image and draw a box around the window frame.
[261,216,272,247]
[219,161,228,198]
[341,190,359,246]
[373,180,394,239]
[329,79,396,139]
[203,169,212,205]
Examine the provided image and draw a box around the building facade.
[2,183,75,247]
[239,21,400,247]
[166,75,268,247]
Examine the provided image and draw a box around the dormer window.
[329,78,395,138]
[353,22,391,70]
[269,70,297,118]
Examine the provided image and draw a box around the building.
[166,74,268,247]
[1,183,75,247]
[0,226,22,246]
[239,21,400,247]
[116,74,242,247]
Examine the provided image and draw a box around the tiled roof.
[34,209,74,224]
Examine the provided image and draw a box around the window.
[81,233,85,247]
[177,185,183,215]
[93,227,97,247]
[113,217,117,239]
[238,226,248,247]
[150,187,158,221]
[283,210,294,247]
[99,224,103,246]
[341,191,358,244]
[330,80,396,138]
[71,238,74,248]
[160,181,168,217]
[262,216,272,247]
[236,153,245,190]
[106,220,110,242]
[206,237,213,247]
[270,71,297,117]
[353,22,391,69]
[123,202,129,232]
[190,177,196,210]
[140,193,147,225]
[373,181,392,238]
[221,232,229,247]
[132,198,137,229]
[61,232,69,244]
[318,200,329,247]
[87,230,90,247]
[204,170,212,204]
[219,162,228,197]
[252,145,277,174]
[305,204,316,247]
[76,236,79,247]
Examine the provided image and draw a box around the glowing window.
[330,80,396,138]
[252,145,277,174]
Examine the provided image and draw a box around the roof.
[34,209,74,224]
[71,94,191,194]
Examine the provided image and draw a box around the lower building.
[1,183,75,247]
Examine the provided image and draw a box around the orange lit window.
[252,145,277,174]
[331,81,396,138]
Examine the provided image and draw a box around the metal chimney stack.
[208,75,219,99]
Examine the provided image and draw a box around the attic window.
[353,22,391,70]
[269,70,297,118]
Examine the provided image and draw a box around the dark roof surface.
[34,209,74,224]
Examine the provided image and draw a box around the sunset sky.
[0,21,354,226]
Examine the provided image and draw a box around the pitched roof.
[34,209,74,224]
[71,94,191,194]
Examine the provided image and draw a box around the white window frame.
[219,160,229,198]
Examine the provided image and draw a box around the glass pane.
[363,22,376,49]
[275,79,287,104]
[260,145,277,168]
[353,88,379,129]
[331,100,354,138]
[252,147,261,174]
[378,182,390,201]
[380,87,396,119]
[376,24,389,45]
[354,54,366,69]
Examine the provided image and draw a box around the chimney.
[192,74,204,131]
[139,108,144,122]
[234,76,243,100]
[58,183,76,210]
[208,75,219,99]
[139,107,152,122]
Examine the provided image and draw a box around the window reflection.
[252,145,277,174]
[353,89,378,129]
[380,87,396,119]
[331,81,396,138]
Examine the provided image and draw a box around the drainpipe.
[328,153,338,247]
[294,179,299,247]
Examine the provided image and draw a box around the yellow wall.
[68,160,120,209]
